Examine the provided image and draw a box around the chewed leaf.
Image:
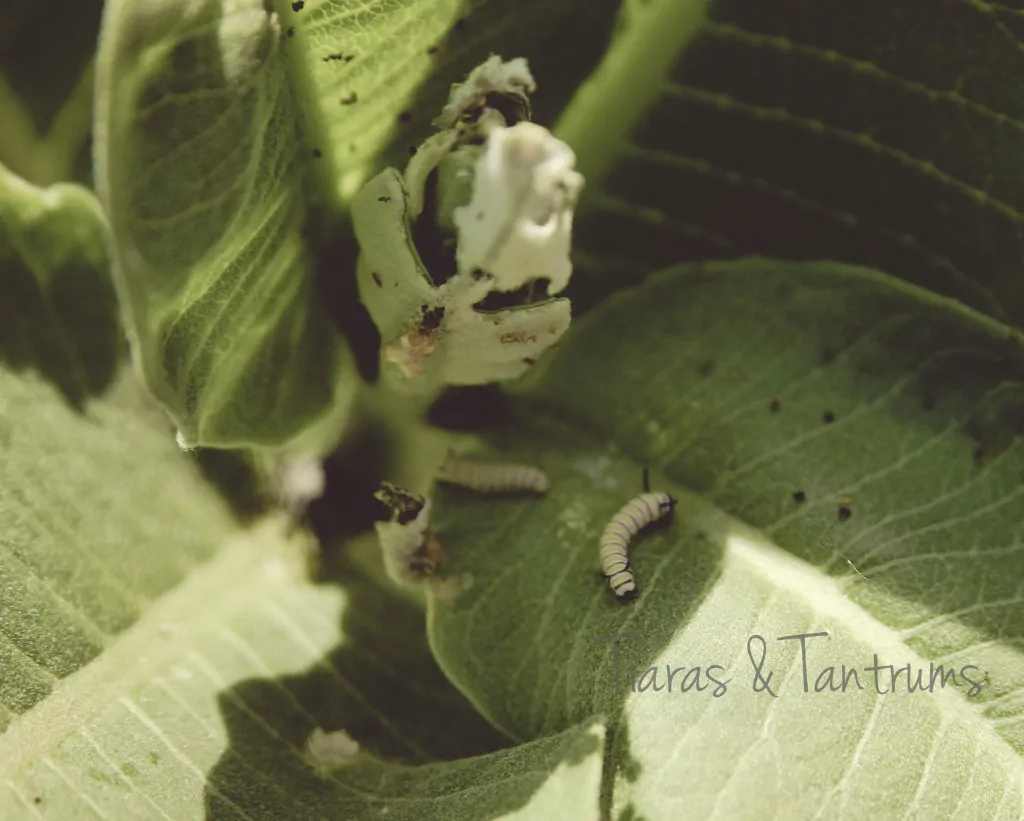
[428,259,1024,816]
[440,298,571,385]
[94,0,355,451]
[353,168,435,340]
[433,54,536,130]
[453,122,583,294]
[353,58,581,397]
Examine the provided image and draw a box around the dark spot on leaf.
[286,26,294,37]
[476,211,485,220]
[345,54,354,62]
[292,1,304,10]
[769,397,781,413]
[398,110,412,123]
[426,45,439,55]
[823,410,836,424]
[311,148,322,158]
[470,267,487,280]
[372,272,383,287]
[974,446,984,466]
[697,359,715,377]
[922,395,936,411]
[408,145,418,156]
[792,490,806,503]
[838,506,852,521]
[420,306,445,331]
[341,92,358,105]
[523,357,536,365]
[377,195,391,203]
[322,53,346,62]
[34,797,42,804]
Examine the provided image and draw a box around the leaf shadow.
[201,542,520,820]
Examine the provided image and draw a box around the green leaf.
[275,0,622,204]
[93,0,356,451]
[559,0,1024,324]
[0,164,120,407]
[427,259,1024,816]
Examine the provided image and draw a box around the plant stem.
[553,0,708,191]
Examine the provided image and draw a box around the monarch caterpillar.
[600,470,676,602]
[436,456,550,494]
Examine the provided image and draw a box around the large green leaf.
[427,259,1024,817]
[93,0,356,451]
[559,0,1024,324]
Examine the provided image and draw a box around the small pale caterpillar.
[436,456,549,494]
[600,470,676,602]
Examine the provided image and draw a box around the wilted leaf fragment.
[94,0,354,450]
[352,57,582,395]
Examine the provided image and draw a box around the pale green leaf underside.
[427,259,1024,817]
[564,0,1024,324]
[94,0,354,450]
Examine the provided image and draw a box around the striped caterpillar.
[436,456,549,494]
[599,470,676,602]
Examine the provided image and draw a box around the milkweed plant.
[2,0,1024,819]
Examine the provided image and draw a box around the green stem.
[0,71,43,180]
[38,57,97,185]
[553,0,708,191]
[0,59,96,186]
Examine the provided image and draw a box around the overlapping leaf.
[93,0,355,450]
[427,259,1024,817]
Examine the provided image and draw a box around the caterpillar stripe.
[437,457,549,494]
[600,492,675,602]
